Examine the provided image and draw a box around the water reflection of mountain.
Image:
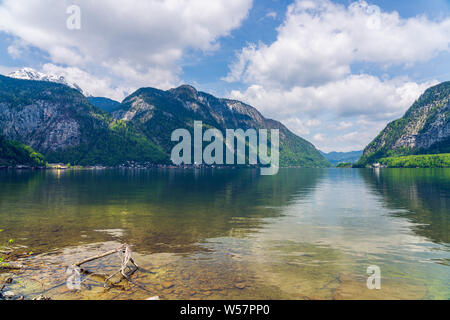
[0,169,324,254]
[360,168,450,245]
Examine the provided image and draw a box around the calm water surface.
[0,168,448,299]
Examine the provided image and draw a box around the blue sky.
[183,0,450,94]
[0,0,449,152]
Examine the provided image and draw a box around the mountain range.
[6,68,447,169]
[110,84,330,167]
[320,150,363,166]
[88,97,120,113]
[358,81,450,166]
[0,70,330,167]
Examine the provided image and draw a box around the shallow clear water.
[0,168,448,299]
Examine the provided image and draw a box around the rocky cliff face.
[0,75,167,165]
[112,85,330,167]
[0,76,96,153]
[359,81,450,165]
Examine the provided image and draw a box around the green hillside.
[357,81,450,167]
[379,154,450,168]
[0,136,46,166]
[113,86,330,168]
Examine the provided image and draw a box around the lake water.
[0,168,448,300]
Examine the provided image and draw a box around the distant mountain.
[88,97,121,113]
[0,75,168,165]
[0,74,329,167]
[321,150,363,166]
[358,81,450,166]
[112,85,330,167]
[0,135,45,167]
[8,67,90,96]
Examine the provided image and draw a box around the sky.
[0,0,449,152]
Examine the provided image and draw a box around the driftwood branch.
[0,277,13,300]
[71,244,139,288]
[74,245,127,267]
[0,262,24,270]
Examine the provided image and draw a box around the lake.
[0,168,448,299]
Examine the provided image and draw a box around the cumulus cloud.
[225,0,448,151]
[313,133,325,142]
[283,118,321,136]
[230,75,437,151]
[41,64,130,101]
[230,75,436,120]
[266,11,277,19]
[225,0,450,88]
[336,121,353,130]
[0,65,18,75]
[0,0,253,98]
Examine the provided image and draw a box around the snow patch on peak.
[8,68,90,96]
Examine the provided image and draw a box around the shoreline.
[0,163,328,171]
[2,165,450,171]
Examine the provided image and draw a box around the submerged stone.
[234,282,246,289]
[162,281,174,289]
[3,291,15,298]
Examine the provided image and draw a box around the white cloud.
[0,65,18,75]
[265,11,277,19]
[313,133,326,142]
[41,64,129,101]
[306,119,322,127]
[283,118,310,135]
[225,0,450,88]
[230,75,436,120]
[7,43,21,59]
[0,0,253,98]
[230,75,437,151]
[226,0,448,151]
[336,121,353,130]
[283,118,321,136]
